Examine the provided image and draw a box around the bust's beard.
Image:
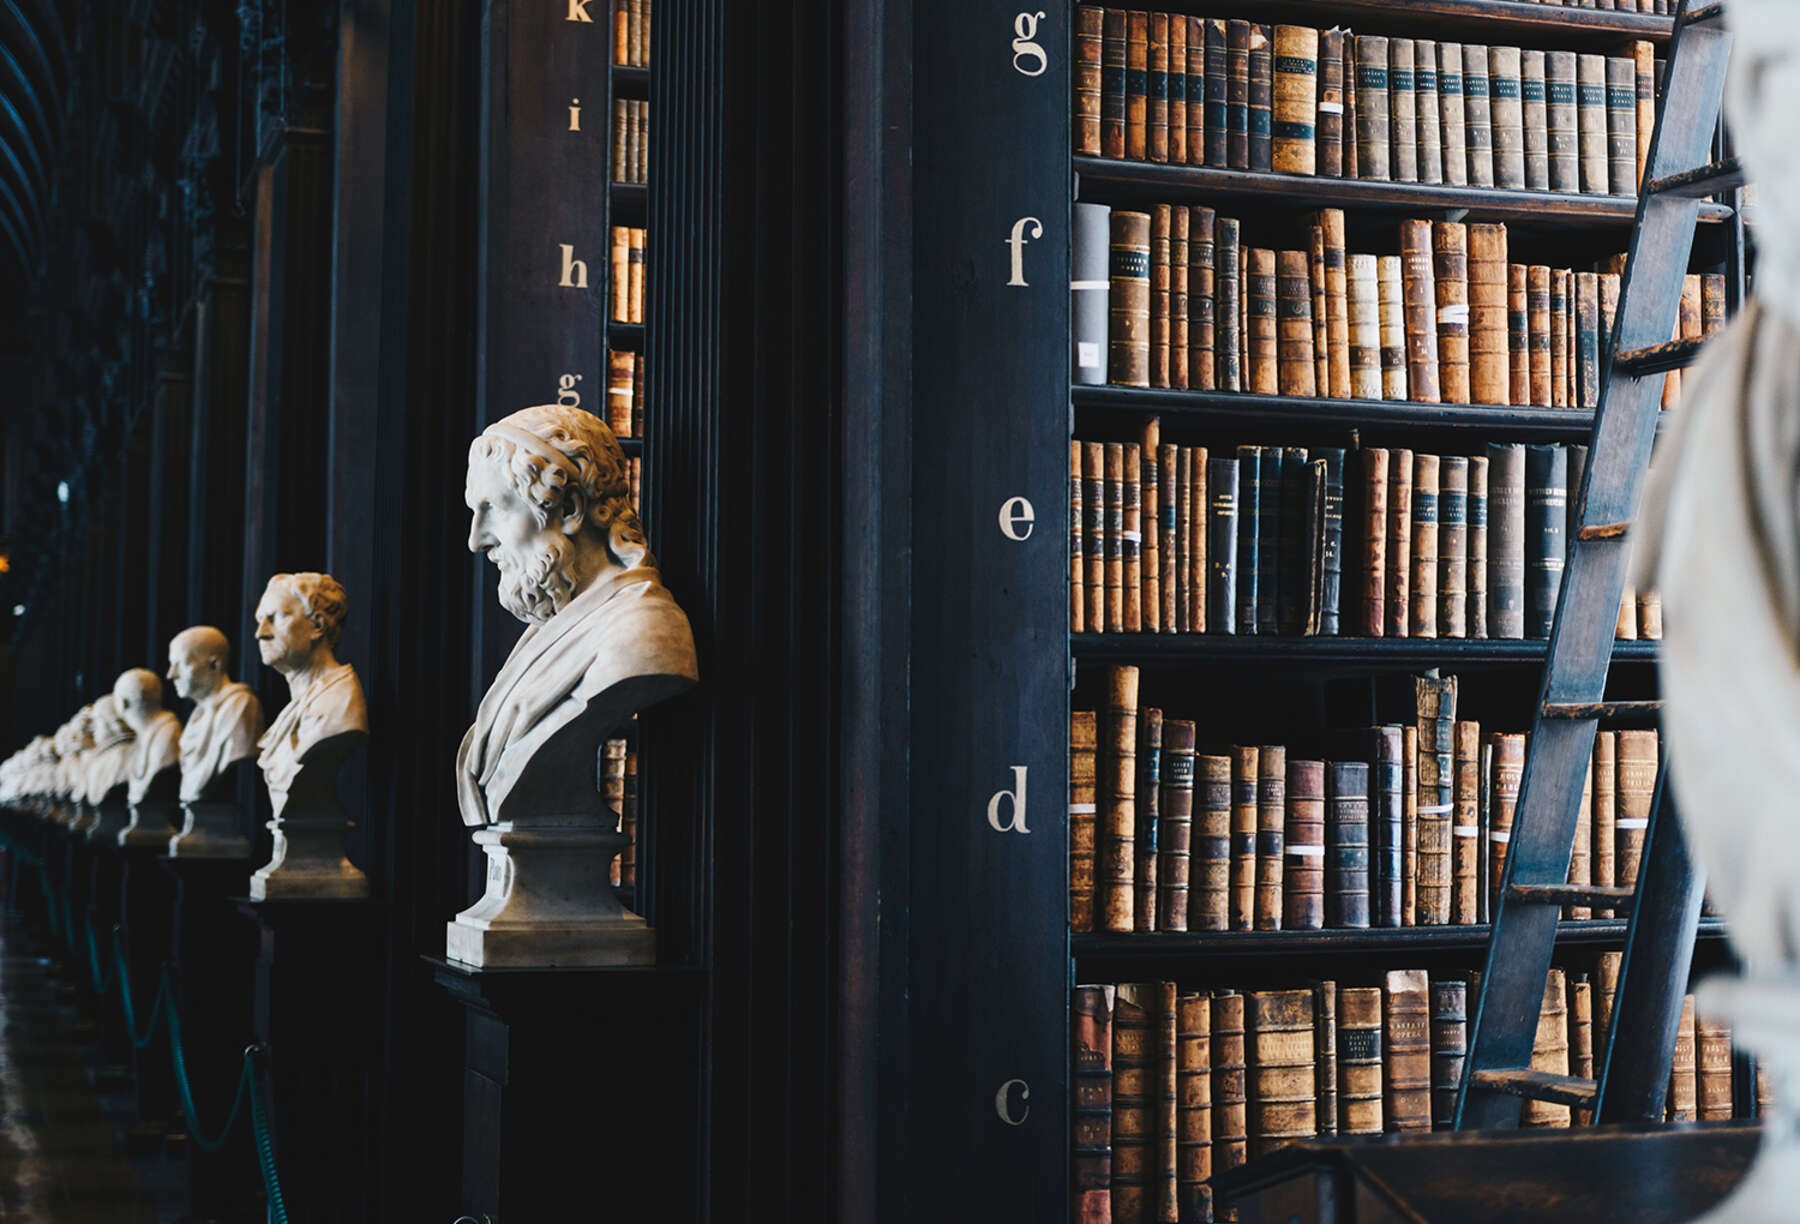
[491,534,580,625]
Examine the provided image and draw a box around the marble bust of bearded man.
[458,403,697,828]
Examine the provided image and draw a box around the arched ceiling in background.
[0,0,66,296]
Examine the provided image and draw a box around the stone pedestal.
[249,815,368,900]
[168,799,252,859]
[445,821,653,968]
[86,796,132,845]
[118,798,180,851]
[117,845,177,1152]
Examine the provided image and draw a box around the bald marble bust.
[82,694,136,838]
[170,625,265,802]
[115,669,181,806]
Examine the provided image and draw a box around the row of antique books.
[1072,966,1743,1224]
[602,737,638,887]
[1074,10,1665,198]
[611,99,650,185]
[1075,204,1725,403]
[610,225,647,325]
[612,0,651,68]
[607,348,646,439]
[1070,430,1663,640]
[1071,666,1661,934]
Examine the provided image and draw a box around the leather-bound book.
[1467,456,1488,639]
[1327,761,1371,929]
[1567,755,1593,920]
[608,348,636,436]
[1215,217,1242,392]
[1101,666,1141,933]
[1675,273,1703,407]
[1170,210,1190,392]
[1639,589,1662,641]
[1076,7,1105,156]
[1314,449,1346,636]
[1230,745,1260,931]
[1246,249,1280,396]
[1195,755,1232,931]
[1276,250,1317,397]
[1400,221,1440,404]
[1616,730,1656,895]
[1468,224,1509,406]
[1105,443,1125,631]
[1315,209,1350,397]
[627,225,645,323]
[1384,970,1434,1132]
[1452,720,1481,924]
[1347,254,1382,398]
[1110,210,1152,389]
[1227,20,1252,170]
[1188,207,1216,391]
[1566,444,1588,564]
[1114,983,1153,1221]
[1247,989,1317,1158]
[1415,40,1444,184]
[1508,264,1531,407]
[1235,446,1264,635]
[1272,26,1318,176]
[1527,265,1553,407]
[1151,207,1172,388]
[1360,448,1389,636]
[1185,18,1206,166]
[1438,41,1468,187]
[1208,456,1238,634]
[1702,272,1727,339]
[1759,1068,1776,1118]
[1521,49,1549,191]
[1546,51,1579,193]
[1371,725,1405,927]
[1489,733,1525,903]
[1169,445,1188,632]
[1524,444,1568,638]
[1633,41,1654,188]
[1575,271,1600,409]
[1309,227,1330,395]
[1617,580,1640,640]
[1167,18,1188,166]
[1478,741,1493,922]
[1411,452,1441,640]
[1136,707,1163,933]
[1256,745,1287,930]
[1378,255,1409,399]
[1126,11,1150,161]
[1415,672,1457,925]
[1461,45,1495,188]
[1352,36,1390,180]
[1485,444,1525,638]
[1389,39,1419,183]
[1204,20,1230,169]
[1258,448,1283,634]
[1147,14,1170,163]
[1283,759,1327,930]
[1279,446,1311,635]
[1314,981,1339,1136]
[1074,985,1116,1224]
[1577,55,1608,194]
[1178,994,1212,1217]
[1605,57,1637,195]
[1430,980,1468,1130]
[1524,970,1572,1129]
[610,226,631,323]
[1073,442,1086,635]
[1338,987,1385,1134]
[1592,731,1618,918]
[1318,29,1346,177]
[1697,1011,1734,1121]
[1571,977,1595,1124]
[1153,981,1180,1221]
[1432,222,1471,405]
[1551,269,1571,409]
[1404,725,1420,925]
[1143,422,1162,631]
[1074,203,1111,388]
[1085,442,1108,632]
[1249,24,1273,172]
[1124,443,1144,632]
[613,99,630,185]
[1159,721,1196,932]
[1488,46,1525,190]
[1212,991,1248,1176]
[1178,447,1201,633]
[1387,448,1414,638]
[1072,710,1101,931]
[1597,950,1622,1055]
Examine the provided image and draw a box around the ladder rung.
[1644,157,1745,200]
[1615,337,1704,377]
[1576,521,1630,542]
[1509,883,1637,910]
[1682,1,1725,26]
[1541,700,1663,722]
[1471,1069,1599,1109]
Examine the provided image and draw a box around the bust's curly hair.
[470,404,649,569]
[270,572,349,648]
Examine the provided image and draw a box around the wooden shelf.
[618,436,642,455]
[608,321,644,350]
[1074,384,1605,439]
[1073,635,1659,667]
[612,64,649,94]
[1152,0,1676,46]
[611,181,646,218]
[1075,157,1733,228]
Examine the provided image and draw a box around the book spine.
[1258,446,1283,634]
[1527,264,1552,408]
[1606,56,1637,195]
[1207,457,1238,634]
[1616,730,1657,894]
[1153,981,1179,1220]
[1521,49,1549,191]
[1489,733,1525,903]
[1318,209,1350,397]
[1085,442,1107,632]
[1669,996,1698,1122]
[1158,721,1196,932]
[1124,443,1144,632]
[1150,206,1171,389]
[1166,445,1183,633]
[607,348,636,436]
[1235,446,1263,634]
[1506,263,1530,407]
[1249,24,1273,173]
[1246,249,1280,396]
[1598,950,1622,1054]
[1321,448,1345,636]
[1577,54,1609,194]
[1317,29,1345,177]
[1377,255,1409,399]
[1411,452,1441,640]
[1106,442,1125,631]
[1075,6,1105,157]
[1347,254,1382,398]
[1524,444,1568,639]
[1314,981,1338,1136]
[1304,460,1326,635]
[1168,17,1188,166]
[1327,761,1371,929]
[1439,455,1468,640]
[1255,745,1286,931]
[1468,223,1509,407]
[1546,50,1579,193]
[1110,211,1152,388]
[1212,992,1248,1177]
[1188,207,1215,391]
[1697,1012,1734,1121]
[1361,447,1389,636]
[1344,35,1358,179]
[1568,754,1594,921]
[1702,272,1727,338]
[1387,447,1414,638]
[1194,755,1232,931]
[1437,40,1467,187]
[1566,444,1588,567]
[1430,980,1468,1130]
[1177,995,1212,1217]
[1403,726,1419,926]
[1126,11,1149,160]
[1073,202,1112,388]
[1114,984,1152,1219]
[1461,44,1494,189]
[1279,446,1311,636]
[1432,222,1471,406]
[1272,26,1318,176]
[1576,271,1600,410]
[1170,213,1190,392]
[1468,456,1488,639]
[1414,40,1444,185]
[1204,20,1230,169]
[1634,41,1655,188]
[1593,731,1618,918]
[1338,986,1385,1134]
[1073,984,1115,1224]
[1276,249,1317,397]
[1384,970,1434,1132]
[1415,672,1457,925]
[1283,759,1326,931]
[1400,221,1440,404]
[1227,20,1252,170]
[1389,38,1418,183]
[1487,443,1525,639]
[1072,711,1100,932]
[1524,971,1572,1128]
[1488,46,1525,190]
[1135,707,1162,933]
[1372,726,1404,928]
[1246,989,1317,1159]
[1147,14,1169,163]
[1072,442,1085,636]
[1230,746,1259,931]
[1452,721,1481,924]
[1101,666,1141,933]
[1353,36,1391,181]
[1215,217,1241,392]
[1572,978,1595,1124]
[1310,226,1329,395]
[1189,447,1210,633]
[1551,269,1571,409]
[1185,18,1205,167]
[1143,421,1162,631]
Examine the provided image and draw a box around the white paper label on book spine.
[1068,803,1097,814]
[1454,825,1480,836]
[1490,830,1512,843]
[1615,818,1649,830]
[1418,804,1454,815]
[1078,341,1101,368]
[1439,303,1471,325]
[1285,844,1326,858]
[1318,101,1345,114]
[1071,280,1109,291]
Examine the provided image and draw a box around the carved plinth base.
[118,801,179,850]
[167,801,251,859]
[249,818,367,901]
[1691,974,1800,1224]
[446,824,653,969]
[67,803,96,835]
[86,799,130,844]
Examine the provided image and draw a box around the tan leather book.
[1160,442,1180,634]
[1468,456,1488,639]
[1348,253,1382,399]
[1189,450,1209,632]
[1136,708,1162,933]
[1309,226,1330,395]
[1411,452,1440,639]
[1212,991,1248,1176]
[1273,26,1319,176]
[1452,720,1481,924]
[1247,989,1318,1158]
[1195,755,1232,931]
[1668,993,1698,1122]
[1316,210,1351,397]
[1437,39,1466,187]
[1126,11,1150,161]
[1178,994,1213,1212]
[1101,9,1128,159]
[1415,672,1457,924]
[1241,240,1250,387]
[1616,730,1657,895]
[1153,981,1179,1221]
[1111,210,1153,388]
[1431,979,1468,1129]
[1633,41,1655,187]
[1592,731,1618,917]
[1361,448,1389,636]
[1283,759,1326,930]
[1521,49,1548,190]
[1567,755,1593,920]
[1489,733,1526,904]
[1276,249,1317,396]
[1605,56,1636,196]
[1551,268,1571,409]
[1073,984,1114,1224]
[627,227,645,322]
[1256,746,1287,930]
[1101,665,1141,933]
[1697,1010,1733,1121]
[1546,50,1578,192]
[1384,970,1433,1132]
[1759,1067,1776,1117]
[1390,38,1419,183]
[1124,444,1144,633]
[1524,969,1572,1128]
[1318,28,1346,177]
[1071,441,1086,635]
[1597,950,1622,1055]
[1230,745,1259,931]
[1169,18,1190,167]
[1114,983,1153,1222]
[1159,720,1197,932]
[1147,14,1170,164]
[1387,448,1414,638]
[1432,222,1471,405]
[1577,54,1608,194]
[1074,7,1105,157]
[1639,590,1662,640]
[1084,442,1107,632]
[1338,986,1385,1134]
[1508,264,1531,407]
[1353,35,1391,180]
[1247,248,1280,395]
[1571,977,1595,1124]
[610,225,631,323]
[1105,442,1126,631]
[1575,271,1600,410]
[1416,39,1445,185]
[1314,981,1339,1135]
[1489,46,1526,190]
[1143,422,1161,632]
[1701,273,1727,339]
[1403,725,1420,926]
[1462,44,1494,188]
[1527,265,1553,408]
[1171,211,1190,391]
[1400,221,1440,403]
[1188,206,1216,390]
[607,348,636,436]
[1175,447,1192,633]
[1151,206,1172,388]
[1071,710,1100,932]
[1377,255,1409,399]
[1617,584,1639,640]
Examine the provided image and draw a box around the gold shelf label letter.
[1012,12,1048,76]
[995,1079,1031,1125]
[1006,217,1043,287]
[987,766,1029,834]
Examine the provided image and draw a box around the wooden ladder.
[1456,0,1738,1130]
